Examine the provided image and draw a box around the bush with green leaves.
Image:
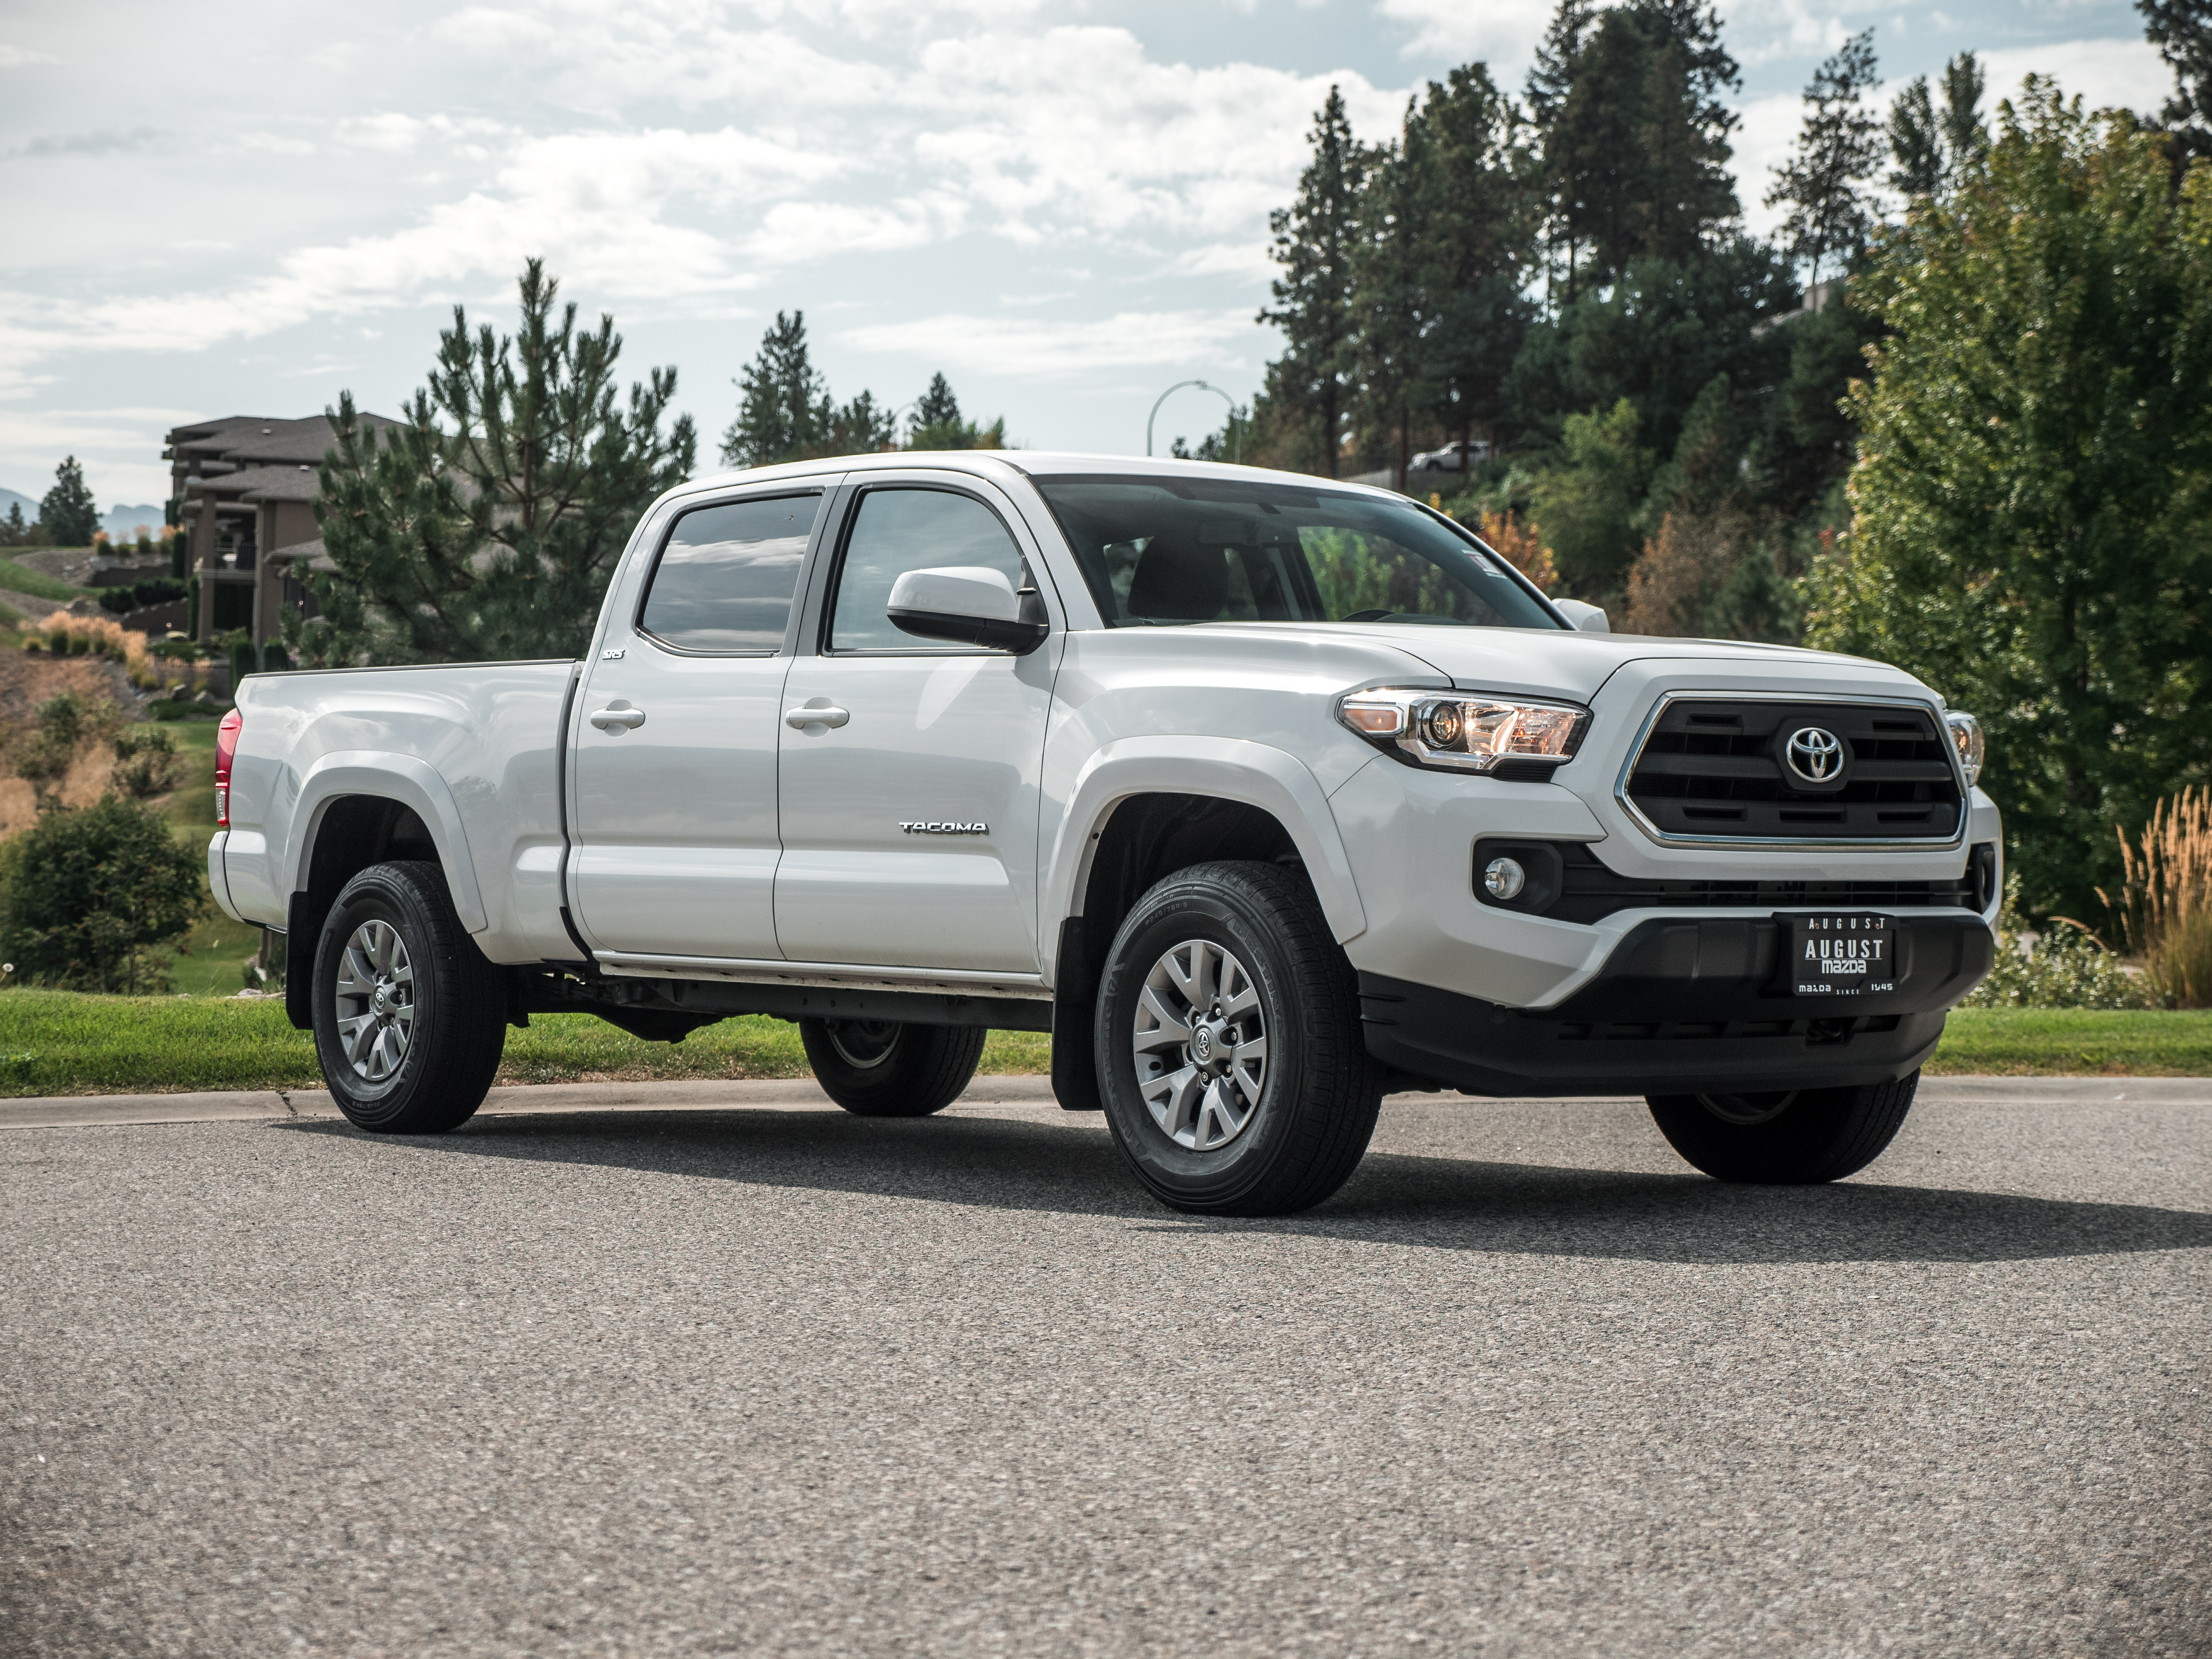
[110,728,182,799]
[0,797,205,992]
[11,691,122,810]
[1961,877,2154,1010]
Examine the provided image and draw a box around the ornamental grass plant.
[2110,787,2212,1010]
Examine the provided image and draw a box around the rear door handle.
[785,703,850,730]
[589,705,646,731]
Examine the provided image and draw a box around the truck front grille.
[1622,698,1962,842]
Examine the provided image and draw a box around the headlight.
[1944,710,1984,786]
[1337,687,1590,774]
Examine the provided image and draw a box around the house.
[164,413,399,648]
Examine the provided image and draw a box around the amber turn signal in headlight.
[1944,710,1984,787]
[1336,688,1589,774]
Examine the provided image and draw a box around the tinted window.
[1033,475,1560,631]
[639,493,819,652]
[829,488,1025,652]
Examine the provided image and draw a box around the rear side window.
[639,492,821,652]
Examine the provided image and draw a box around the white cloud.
[0,406,206,505]
[1977,36,2166,116]
[0,44,57,69]
[1369,0,1553,68]
[841,309,1254,376]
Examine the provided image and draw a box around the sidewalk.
[3,1074,2209,1130]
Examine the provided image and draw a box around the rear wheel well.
[283,796,443,1029]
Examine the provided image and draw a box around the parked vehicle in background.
[210,454,1998,1214]
[1410,440,1491,473]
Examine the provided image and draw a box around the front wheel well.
[1071,791,1307,970]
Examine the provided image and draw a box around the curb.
[3,1074,2209,1132]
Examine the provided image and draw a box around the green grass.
[1925,1007,2212,1076]
[0,558,85,602]
[0,989,1053,1097]
[0,995,2200,1099]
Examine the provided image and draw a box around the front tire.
[313,861,507,1134]
[798,1019,984,1117]
[1095,860,1384,1216]
[1647,1070,1920,1183]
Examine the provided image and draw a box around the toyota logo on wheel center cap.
[1784,726,1845,783]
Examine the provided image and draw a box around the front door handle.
[785,702,851,730]
[589,705,647,731]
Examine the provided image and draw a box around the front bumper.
[1360,910,1995,1097]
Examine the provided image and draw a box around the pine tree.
[1353,105,1441,484]
[1766,31,1883,283]
[914,373,961,432]
[827,391,898,453]
[1420,64,1536,450]
[1259,87,1367,476]
[2140,0,2212,144]
[1,502,26,547]
[721,311,830,468]
[1529,0,1740,301]
[294,259,694,666]
[40,457,98,547]
[1889,53,1987,198]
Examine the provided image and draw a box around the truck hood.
[1238,623,1927,704]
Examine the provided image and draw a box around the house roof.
[179,463,322,501]
[266,536,334,573]
[165,412,403,469]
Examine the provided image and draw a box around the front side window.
[1033,474,1560,631]
[639,492,820,652]
[828,487,1026,652]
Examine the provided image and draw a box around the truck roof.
[666,451,1408,501]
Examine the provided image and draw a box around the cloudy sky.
[0,0,2171,508]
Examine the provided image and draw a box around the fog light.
[1484,856,1526,901]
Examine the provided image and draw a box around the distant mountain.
[0,488,168,544]
[102,504,165,541]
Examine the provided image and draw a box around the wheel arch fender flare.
[1042,737,1368,976]
[285,753,490,934]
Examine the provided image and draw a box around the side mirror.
[1553,598,1610,633]
[887,566,1050,655]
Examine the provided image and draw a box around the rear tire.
[313,861,507,1134]
[1647,1070,1920,1183]
[1094,860,1384,1216]
[799,1019,984,1117]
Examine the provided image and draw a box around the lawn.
[0,994,2200,1098]
[0,558,85,603]
[0,989,1054,1097]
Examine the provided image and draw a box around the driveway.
[4,1083,2207,1656]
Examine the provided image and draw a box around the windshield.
[1032,474,1561,631]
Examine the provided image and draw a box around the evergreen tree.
[39,456,98,547]
[914,373,961,432]
[1530,1,1739,300]
[827,391,898,453]
[2140,0,2212,146]
[1,502,26,546]
[294,259,694,666]
[721,311,829,468]
[1889,53,1987,198]
[1353,105,1441,484]
[1420,64,1537,449]
[1259,87,1367,476]
[1767,31,1883,283]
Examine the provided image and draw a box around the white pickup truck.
[212,452,1998,1214]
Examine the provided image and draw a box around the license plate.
[1786,913,1898,999]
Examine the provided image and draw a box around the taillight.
[215,708,242,829]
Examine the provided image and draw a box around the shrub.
[111,727,183,798]
[12,690,122,810]
[2111,787,2212,1010]
[0,797,205,992]
[1962,876,2153,1010]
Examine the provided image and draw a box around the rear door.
[568,485,828,961]
[774,474,1064,973]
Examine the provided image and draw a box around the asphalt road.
[4,1088,2208,1657]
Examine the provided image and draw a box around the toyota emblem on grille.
[1785,726,1845,783]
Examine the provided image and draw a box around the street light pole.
[1146,379,1240,464]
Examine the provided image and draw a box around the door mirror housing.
[1553,598,1610,633]
[887,566,1050,655]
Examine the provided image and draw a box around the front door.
[775,479,1062,973]
[568,487,824,961]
